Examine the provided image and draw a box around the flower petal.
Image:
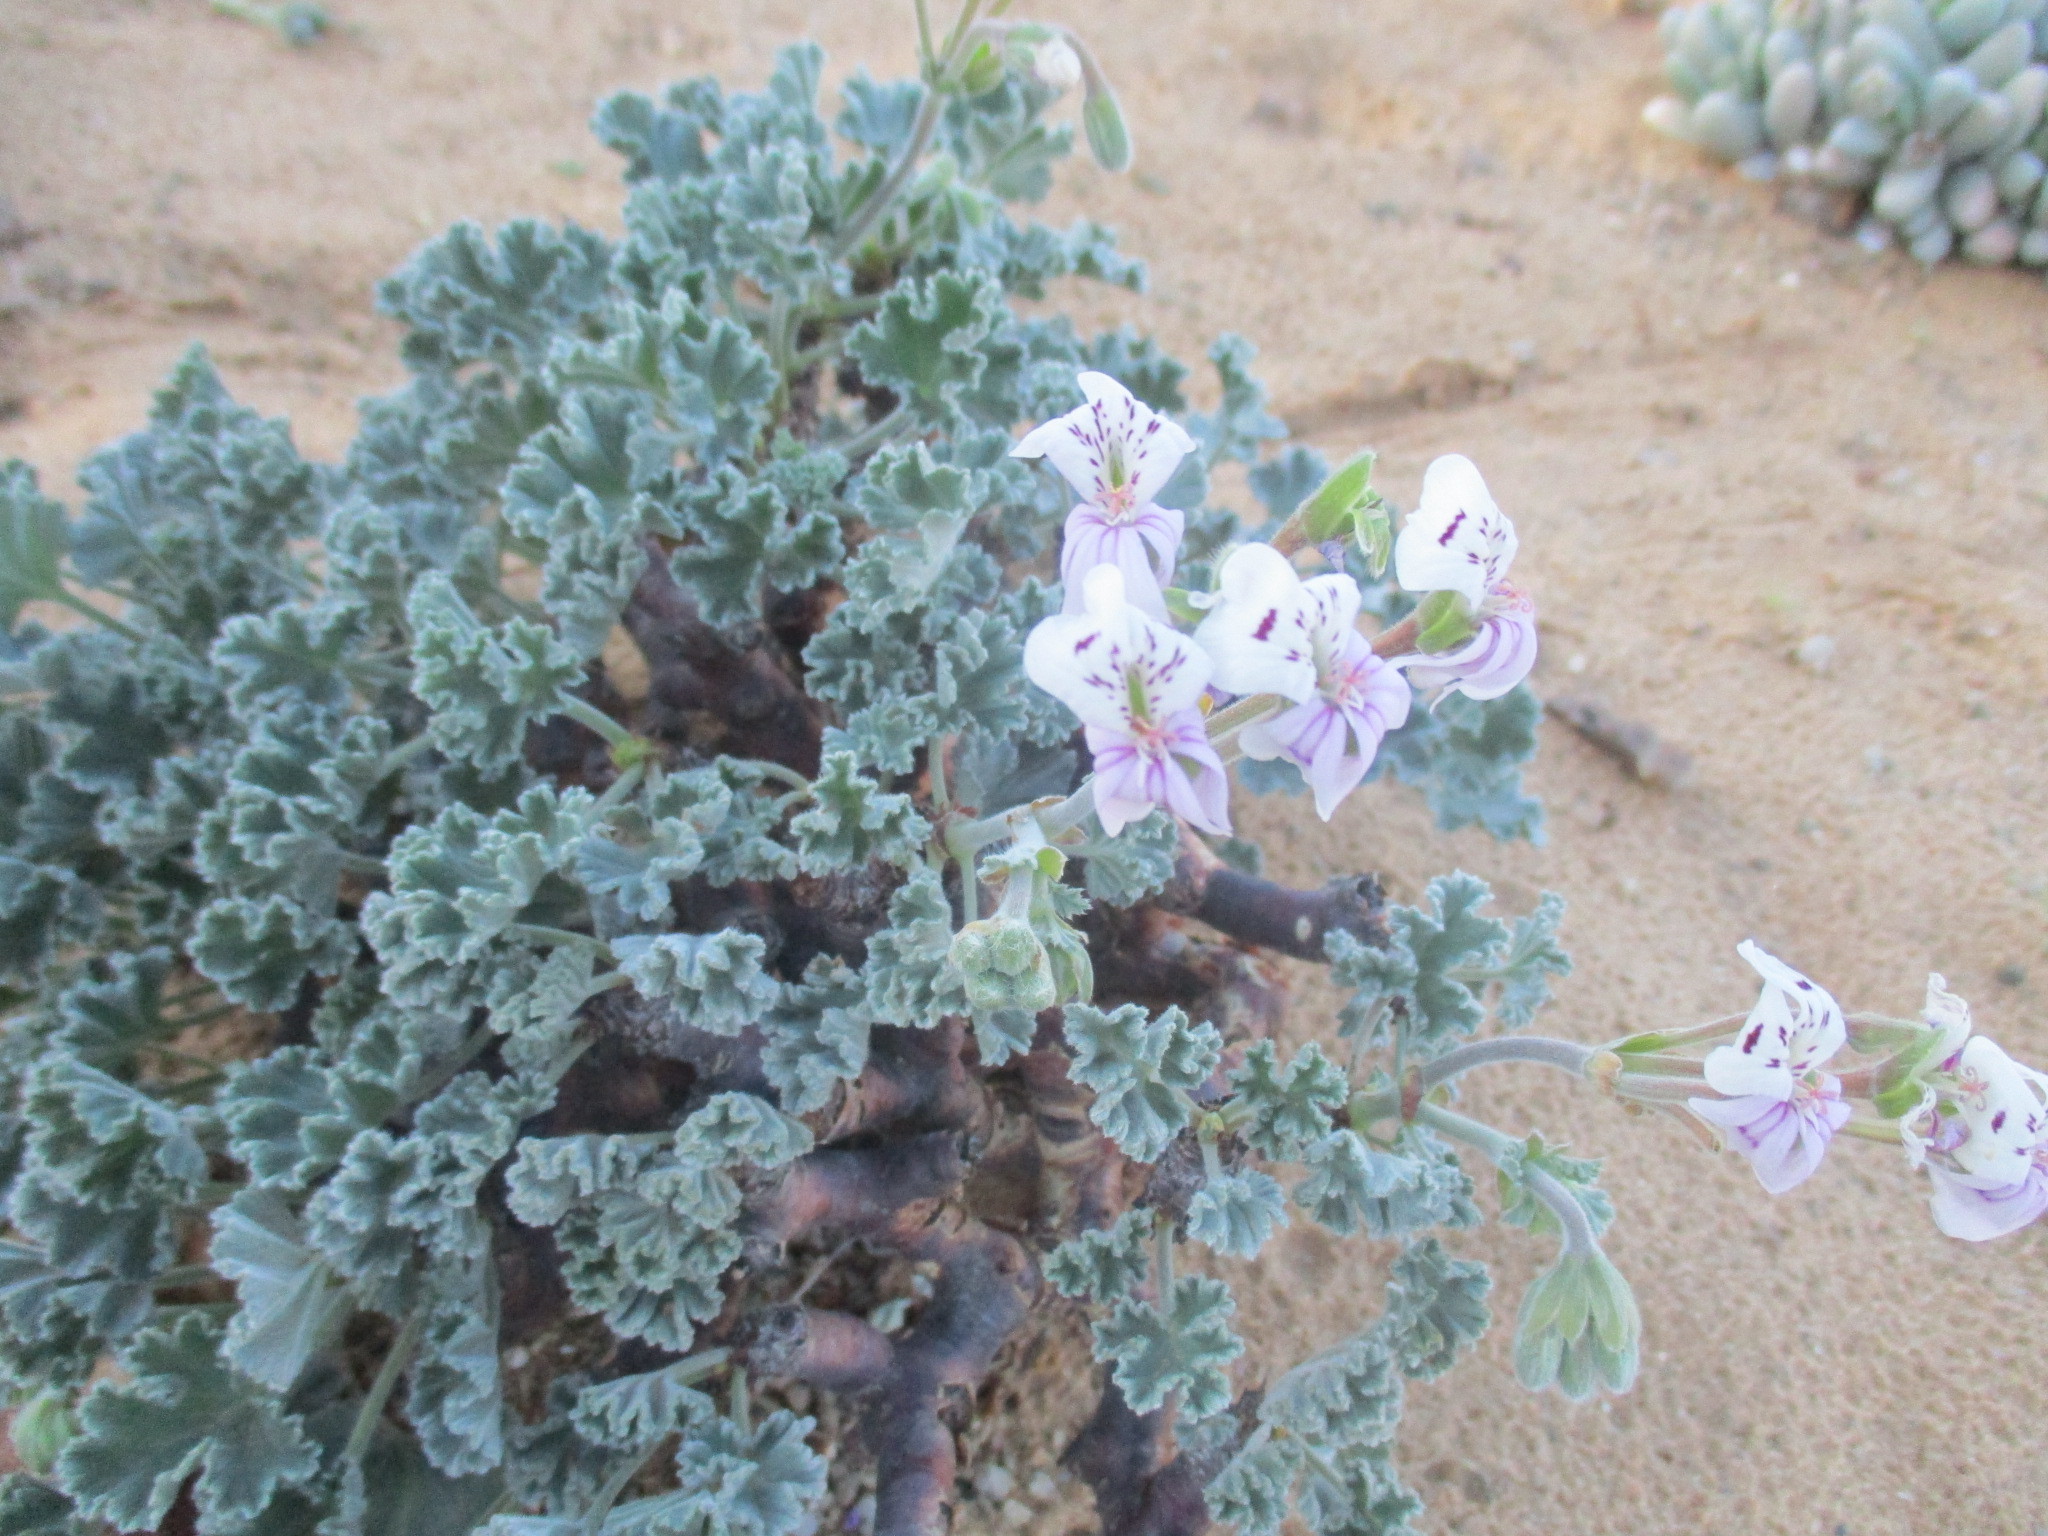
[1078,371,1197,506]
[1193,543,1316,701]
[1394,589,1537,703]
[1927,1165,2048,1241]
[1061,509,1172,619]
[1394,453,1517,608]
[1922,972,1973,1066]
[1944,1035,2048,1184]
[1689,1085,1848,1194]
[1012,371,1196,509]
[1026,565,1214,731]
[1701,941,1844,1100]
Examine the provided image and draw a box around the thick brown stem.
[1086,904,1290,1047]
[1160,832,1388,961]
[1064,1377,1256,1536]
[744,1304,895,1391]
[622,537,822,773]
[746,1133,965,1247]
[868,1207,1039,1536]
[1018,1026,1134,1236]
[810,1019,987,1145]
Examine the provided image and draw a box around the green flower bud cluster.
[949,917,1059,1015]
[1511,1248,1642,1402]
[1645,0,2048,267]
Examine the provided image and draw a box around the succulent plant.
[1644,0,2048,266]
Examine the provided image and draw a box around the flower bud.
[1512,1249,1641,1401]
[12,1388,74,1475]
[950,918,1058,1015]
[1033,37,1084,92]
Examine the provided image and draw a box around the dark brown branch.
[745,1133,965,1247]
[622,537,823,773]
[1017,1022,1134,1237]
[1086,905,1289,1048]
[1064,1377,1257,1536]
[868,1207,1039,1536]
[1157,832,1389,961]
[810,1019,988,1145]
[744,1304,895,1391]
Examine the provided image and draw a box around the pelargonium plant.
[0,5,2037,1536]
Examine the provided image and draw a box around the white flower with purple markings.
[1193,542,1410,819]
[1392,454,1538,702]
[1687,941,1850,1194]
[1913,1034,2048,1242]
[1011,371,1196,620]
[1023,564,1229,837]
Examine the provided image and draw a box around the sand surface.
[4,2,2047,1533]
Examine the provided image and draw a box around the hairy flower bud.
[1512,1248,1641,1401]
[1033,36,1083,92]
[950,917,1058,1015]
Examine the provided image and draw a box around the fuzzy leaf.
[862,866,964,1031]
[0,464,71,632]
[209,1188,352,1393]
[407,574,584,772]
[56,1314,319,1535]
[1229,1041,1348,1163]
[1188,335,1285,468]
[613,931,776,1036]
[1375,687,1543,842]
[1062,1002,1221,1163]
[759,959,871,1115]
[659,1409,827,1536]
[1092,1276,1243,1420]
[674,1093,812,1170]
[1187,1168,1289,1259]
[845,271,1001,418]
[191,894,351,1012]
[406,1271,505,1476]
[1327,873,1506,1061]
[1493,893,1571,1029]
[1077,808,1179,907]
[572,1361,715,1451]
[1382,1237,1492,1382]
[669,472,842,629]
[789,753,928,875]
[1293,1131,1420,1239]
[211,606,362,716]
[1043,1209,1152,1303]
[378,219,613,372]
[1206,1435,1303,1536]
[1262,1331,1402,1449]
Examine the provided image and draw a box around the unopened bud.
[950,918,1058,1015]
[1033,36,1083,92]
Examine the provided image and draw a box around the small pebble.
[1000,1500,1033,1529]
[1996,964,2027,988]
[1794,634,1837,673]
[974,1466,1015,1503]
[1027,1472,1058,1502]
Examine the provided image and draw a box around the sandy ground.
[5,1,2048,1533]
